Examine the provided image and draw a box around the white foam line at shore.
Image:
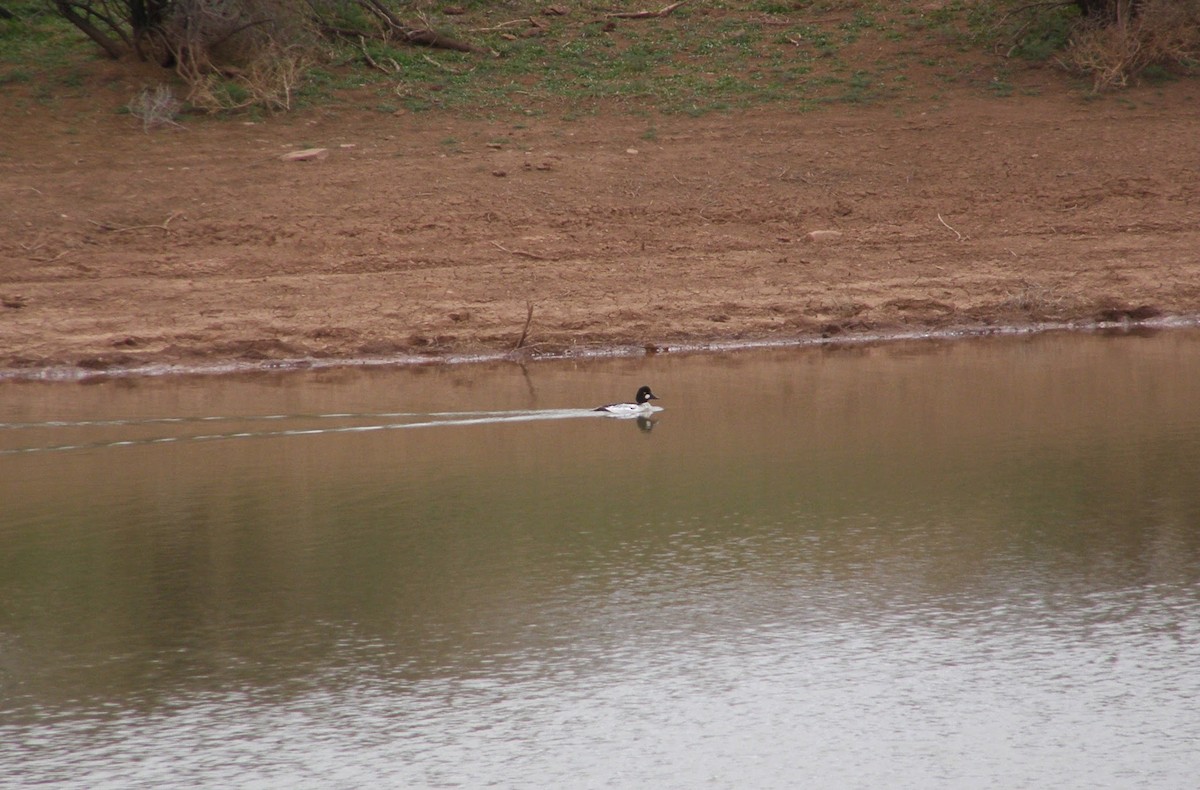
[0,409,613,456]
[0,409,554,431]
[2,314,1197,383]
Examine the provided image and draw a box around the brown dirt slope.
[1,72,1198,377]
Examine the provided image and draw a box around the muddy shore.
[3,81,1198,379]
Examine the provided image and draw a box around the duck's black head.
[635,385,659,404]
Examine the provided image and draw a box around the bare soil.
[2,67,1199,378]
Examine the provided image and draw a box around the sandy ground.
[2,75,1199,378]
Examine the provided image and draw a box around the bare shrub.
[1062,0,1200,90]
[183,42,308,112]
[55,0,479,112]
[127,84,183,130]
[997,283,1070,320]
[158,0,313,111]
[54,0,316,111]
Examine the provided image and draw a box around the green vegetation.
[1,0,1196,118]
[0,1,92,84]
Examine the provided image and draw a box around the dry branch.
[358,0,492,54]
[421,53,462,73]
[469,18,535,32]
[515,301,534,350]
[28,249,74,263]
[491,241,557,261]
[606,0,689,19]
[358,35,395,74]
[937,213,964,241]
[89,211,184,234]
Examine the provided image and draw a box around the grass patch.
[1,1,1195,119]
[0,0,93,85]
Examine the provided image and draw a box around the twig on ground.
[359,0,495,54]
[359,36,393,74]
[491,240,557,261]
[29,249,73,262]
[515,301,534,350]
[89,211,184,234]
[606,0,689,19]
[470,18,535,32]
[421,53,461,73]
[937,213,964,241]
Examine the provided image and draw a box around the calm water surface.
[2,333,1199,788]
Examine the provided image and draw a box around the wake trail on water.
[0,409,565,431]
[0,409,620,456]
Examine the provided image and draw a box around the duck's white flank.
[594,385,662,415]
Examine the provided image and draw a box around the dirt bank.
[2,78,1198,378]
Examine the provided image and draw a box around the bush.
[49,0,480,111]
[127,83,182,128]
[51,0,315,110]
[1062,0,1200,89]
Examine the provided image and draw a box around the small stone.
[493,170,507,177]
[807,230,843,242]
[626,148,639,155]
[280,148,328,162]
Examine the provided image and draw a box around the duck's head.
[635,385,659,404]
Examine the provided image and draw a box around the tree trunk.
[1074,0,1143,22]
[127,0,171,35]
[53,0,124,59]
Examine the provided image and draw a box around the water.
[2,332,1199,788]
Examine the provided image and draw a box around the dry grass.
[127,84,183,130]
[157,0,313,112]
[1062,0,1200,90]
[182,44,309,112]
[996,283,1070,320]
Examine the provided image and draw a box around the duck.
[594,385,662,415]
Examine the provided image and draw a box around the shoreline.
[4,315,1196,384]
[5,86,1199,383]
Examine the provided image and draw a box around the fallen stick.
[937,213,963,241]
[491,240,556,261]
[470,18,535,32]
[515,301,534,350]
[421,52,462,73]
[361,0,493,54]
[322,21,492,56]
[88,211,184,234]
[606,0,689,19]
[359,35,394,74]
[29,249,73,262]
